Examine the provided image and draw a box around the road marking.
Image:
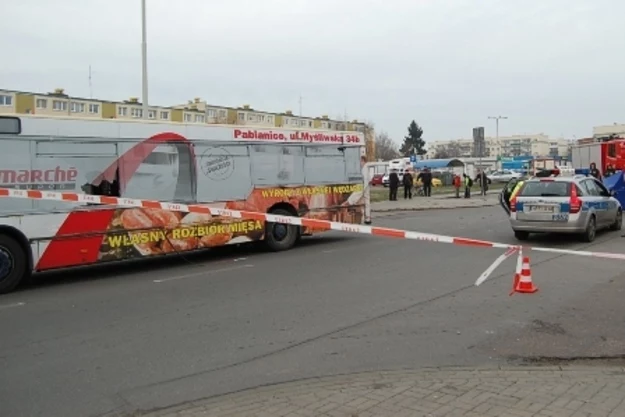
[0,302,25,310]
[153,264,254,283]
[233,257,248,262]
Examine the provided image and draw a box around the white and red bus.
[0,115,369,294]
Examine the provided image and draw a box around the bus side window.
[81,166,120,198]
[608,143,617,158]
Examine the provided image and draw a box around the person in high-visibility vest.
[509,179,524,201]
[500,178,525,215]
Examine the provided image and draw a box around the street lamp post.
[488,115,508,169]
[141,0,149,119]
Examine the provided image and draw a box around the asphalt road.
[1,206,625,417]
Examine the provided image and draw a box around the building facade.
[426,134,572,159]
[592,123,625,140]
[0,88,375,159]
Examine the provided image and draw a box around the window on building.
[160,111,169,120]
[218,109,227,118]
[0,95,12,106]
[118,106,128,116]
[184,113,193,122]
[88,104,99,114]
[206,109,216,118]
[195,114,205,123]
[36,98,47,109]
[148,110,156,119]
[70,102,85,113]
[247,114,256,122]
[267,115,274,124]
[238,112,245,121]
[131,108,143,118]
[53,100,67,111]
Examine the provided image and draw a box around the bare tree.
[433,141,464,159]
[375,131,400,161]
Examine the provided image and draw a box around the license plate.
[528,205,555,213]
[552,213,569,222]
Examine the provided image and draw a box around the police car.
[501,168,622,242]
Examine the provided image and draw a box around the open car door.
[499,177,521,216]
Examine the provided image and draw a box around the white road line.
[0,302,25,310]
[153,264,254,283]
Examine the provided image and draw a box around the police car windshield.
[520,181,570,197]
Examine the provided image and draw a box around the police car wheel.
[514,231,529,241]
[610,210,622,231]
[581,215,596,243]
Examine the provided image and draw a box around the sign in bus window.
[195,144,253,203]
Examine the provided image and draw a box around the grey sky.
[3,0,624,144]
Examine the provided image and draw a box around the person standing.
[589,162,602,181]
[453,174,462,198]
[403,170,414,199]
[474,169,490,196]
[604,163,616,177]
[417,167,433,197]
[463,173,472,198]
[388,169,399,201]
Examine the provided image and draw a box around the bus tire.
[0,235,28,295]
[265,208,299,252]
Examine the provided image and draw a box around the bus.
[0,115,368,294]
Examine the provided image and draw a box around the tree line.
[374,120,427,160]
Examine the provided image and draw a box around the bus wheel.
[0,235,28,294]
[265,208,299,252]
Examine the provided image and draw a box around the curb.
[372,201,498,213]
[142,365,625,417]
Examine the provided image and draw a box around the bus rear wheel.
[0,235,28,294]
[265,208,300,252]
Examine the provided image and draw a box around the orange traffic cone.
[514,256,538,294]
[509,249,523,296]
[509,272,521,296]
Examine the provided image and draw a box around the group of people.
[387,168,492,201]
[387,168,434,201]
[589,162,616,180]
[451,171,490,199]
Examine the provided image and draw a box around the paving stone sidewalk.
[145,366,625,417]
[372,192,499,213]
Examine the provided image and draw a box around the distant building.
[592,123,625,141]
[426,134,573,159]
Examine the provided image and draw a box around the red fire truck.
[572,136,625,173]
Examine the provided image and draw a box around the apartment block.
[0,88,371,136]
[593,122,625,140]
[426,134,572,159]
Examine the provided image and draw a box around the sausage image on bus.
[101,208,264,259]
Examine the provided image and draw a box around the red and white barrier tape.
[2,187,625,262]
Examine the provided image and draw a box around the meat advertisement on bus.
[96,184,365,261]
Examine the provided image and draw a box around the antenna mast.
[88,65,93,98]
